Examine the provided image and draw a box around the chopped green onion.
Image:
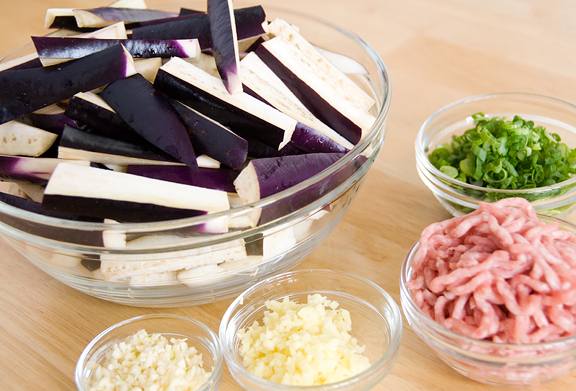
[428,113,576,190]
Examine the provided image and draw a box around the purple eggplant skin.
[32,36,199,60]
[99,73,198,168]
[64,93,144,145]
[179,8,205,16]
[170,100,248,170]
[27,107,76,136]
[247,139,304,159]
[1,57,43,71]
[0,155,83,185]
[290,123,350,154]
[59,125,180,164]
[127,165,239,193]
[0,44,135,126]
[47,15,94,31]
[154,68,285,150]
[244,153,368,224]
[208,0,242,95]
[131,6,266,50]
[0,192,104,245]
[42,193,208,223]
[249,153,347,199]
[255,44,362,145]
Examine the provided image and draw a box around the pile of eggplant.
[0,0,377,284]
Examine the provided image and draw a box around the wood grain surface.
[1,0,576,390]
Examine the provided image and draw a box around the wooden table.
[1,0,576,390]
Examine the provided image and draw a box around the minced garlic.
[237,294,370,385]
[86,329,211,391]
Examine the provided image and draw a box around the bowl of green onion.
[415,92,576,217]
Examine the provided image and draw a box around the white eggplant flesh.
[0,121,58,157]
[267,18,374,112]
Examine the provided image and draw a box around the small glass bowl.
[400,215,576,387]
[415,92,576,218]
[75,313,224,391]
[219,269,402,391]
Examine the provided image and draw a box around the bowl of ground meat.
[400,197,576,386]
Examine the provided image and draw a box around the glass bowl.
[400,214,576,386]
[75,313,223,391]
[219,269,402,391]
[0,2,390,307]
[415,92,576,217]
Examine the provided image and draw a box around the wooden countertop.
[1,0,576,390]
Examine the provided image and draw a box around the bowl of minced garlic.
[219,269,402,391]
[75,314,224,391]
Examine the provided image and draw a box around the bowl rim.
[400,214,576,353]
[0,3,392,235]
[74,313,224,391]
[218,268,403,390]
[415,91,576,195]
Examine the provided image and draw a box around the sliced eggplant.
[0,192,104,245]
[57,125,184,166]
[100,73,198,168]
[73,8,177,28]
[27,104,76,135]
[42,162,230,222]
[240,53,353,152]
[131,6,267,50]
[63,91,143,144]
[33,37,200,66]
[267,18,374,112]
[170,100,248,170]
[155,57,299,150]
[134,57,163,82]
[246,139,304,159]
[234,152,346,202]
[126,165,239,193]
[235,152,367,224]
[208,0,242,94]
[256,37,375,144]
[0,53,42,72]
[0,44,136,125]
[0,155,89,185]
[268,18,375,112]
[0,121,58,157]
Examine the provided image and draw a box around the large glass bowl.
[400,214,576,386]
[219,269,402,391]
[0,2,390,307]
[415,92,576,217]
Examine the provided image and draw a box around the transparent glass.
[400,216,576,386]
[75,313,224,391]
[219,269,402,391]
[0,2,391,307]
[415,92,576,217]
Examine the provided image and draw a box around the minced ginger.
[237,294,370,385]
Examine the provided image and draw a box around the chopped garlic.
[87,329,211,391]
[237,294,370,385]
